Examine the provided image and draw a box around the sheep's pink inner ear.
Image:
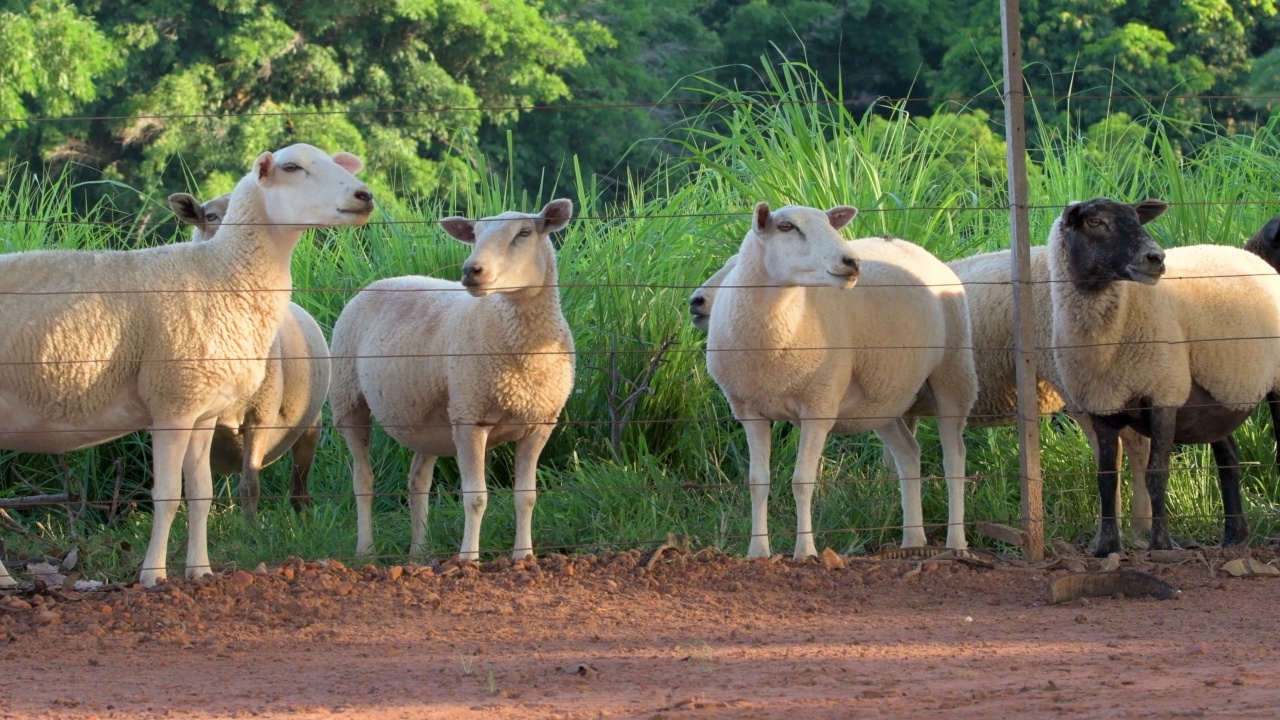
[539,198,573,234]
[1134,199,1170,225]
[331,151,364,175]
[440,217,477,244]
[826,205,858,230]
[753,202,771,233]
[255,151,274,181]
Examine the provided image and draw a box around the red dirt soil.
[2,548,1279,719]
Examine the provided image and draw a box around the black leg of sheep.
[1211,436,1249,546]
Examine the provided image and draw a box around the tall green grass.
[5,62,1280,581]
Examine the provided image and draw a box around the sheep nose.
[840,256,859,274]
[1145,250,1164,264]
[354,190,373,202]
[690,294,705,309]
[463,263,484,283]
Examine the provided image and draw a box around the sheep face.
[746,203,859,289]
[168,193,232,242]
[689,254,738,331]
[1058,198,1169,290]
[253,144,374,230]
[1244,215,1280,272]
[440,199,573,297]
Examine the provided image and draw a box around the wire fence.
[5,76,1280,580]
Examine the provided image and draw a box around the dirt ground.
[2,546,1279,720]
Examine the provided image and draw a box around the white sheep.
[330,199,575,561]
[1048,198,1280,555]
[706,202,977,558]
[168,192,332,519]
[0,144,371,588]
[692,247,1156,543]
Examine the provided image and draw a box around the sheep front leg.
[140,416,198,586]
[512,424,553,561]
[876,420,925,548]
[1089,415,1123,557]
[183,416,218,579]
[407,452,437,555]
[1143,408,1177,552]
[735,412,774,559]
[454,423,492,561]
[792,417,835,559]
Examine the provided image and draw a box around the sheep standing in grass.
[168,192,332,518]
[0,144,372,588]
[330,199,575,561]
[1048,198,1280,556]
[1241,216,1280,468]
[694,248,1154,544]
[706,202,976,557]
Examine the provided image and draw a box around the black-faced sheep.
[1048,198,1280,556]
[330,200,575,561]
[705,202,977,558]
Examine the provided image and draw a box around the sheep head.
[249,143,374,232]
[440,198,573,298]
[689,254,738,331]
[169,192,231,242]
[744,202,860,289]
[1058,198,1169,290]
[1244,215,1280,273]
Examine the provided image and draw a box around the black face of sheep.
[1244,215,1280,273]
[1059,198,1170,291]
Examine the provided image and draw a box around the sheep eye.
[1085,218,1104,228]
[205,213,219,222]
[517,228,532,237]
[777,222,795,232]
[281,163,302,172]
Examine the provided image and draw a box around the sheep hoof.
[1043,568,1177,605]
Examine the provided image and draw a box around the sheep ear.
[1133,199,1169,225]
[331,151,364,175]
[168,193,204,226]
[440,216,477,244]
[1062,202,1085,229]
[1264,216,1280,246]
[826,205,858,230]
[753,202,771,233]
[255,151,274,181]
[538,198,573,234]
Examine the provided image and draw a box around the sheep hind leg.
[238,420,265,522]
[877,419,925,548]
[1120,428,1152,540]
[1211,436,1249,546]
[882,417,919,481]
[139,415,198,587]
[288,423,321,514]
[936,413,968,550]
[336,399,378,557]
[407,452,437,555]
[454,424,493,561]
[791,416,836,559]
[182,416,218,579]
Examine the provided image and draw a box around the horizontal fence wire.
[1,91,1277,127]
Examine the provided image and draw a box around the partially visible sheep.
[0,144,372,588]
[1048,198,1280,556]
[706,202,977,557]
[168,192,331,519]
[692,248,1155,542]
[1241,215,1280,468]
[331,199,575,561]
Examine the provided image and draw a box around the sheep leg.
[0,559,12,587]
[876,419,925,548]
[1269,390,1280,469]
[1120,428,1152,538]
[1143,407,1177,552]
[1090,416,1123,558]
[288,424,320,514]
[737,410,774,559]
[139,416,198,586]
[454,424,492,561]
[337,404,378,557]
[182,416,217,579]
[936,414,968,550]
[408,452,437,555]
[883,416,920,481]
[1211,436,1249,546]
[791,417,835,559]
[238,421,265,522]
[512,424,553,561]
